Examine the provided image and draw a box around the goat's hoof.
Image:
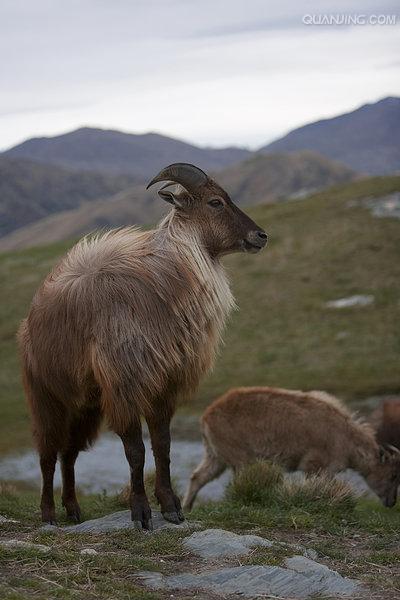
[133,517,153,531]
[163,510,185,524]
[67,513,81,524]
[43,519,57,526]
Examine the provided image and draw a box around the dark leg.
[39,450,57,524]
[60,404,102,523]
[120,419,152,530]
[146,413,184,524]
[60,448,81,522]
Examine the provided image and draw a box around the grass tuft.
[226,460,283,505]
[281,473,356,512]
[224,460,356,515]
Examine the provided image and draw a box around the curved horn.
[146,163,209,195]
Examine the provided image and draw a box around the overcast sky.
[1,0,399,151]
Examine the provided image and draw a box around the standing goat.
[183,387,400,510]
[18,163,267,529]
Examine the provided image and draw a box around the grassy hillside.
[0,176,399,454]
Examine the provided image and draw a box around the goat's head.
[147,163,267,257]
[366,445,400,507]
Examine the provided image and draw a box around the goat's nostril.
[257,231,268,240]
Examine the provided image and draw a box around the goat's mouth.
[241,239,264,253]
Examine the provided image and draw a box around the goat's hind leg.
[60,403,102,523]
[30,392,67,525]
[147,411,184,524]
[183,445,226,511]
[120,419,152,530]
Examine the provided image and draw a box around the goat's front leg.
[147,412,184,524]
[120,420,152,530]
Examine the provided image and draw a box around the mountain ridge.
[261,97,400,175]
[4,127,251,178]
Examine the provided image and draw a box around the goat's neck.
[348,421,379,477]
[155,211,235,319]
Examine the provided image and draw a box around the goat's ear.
[158,188,183,208]
[157,184,189,209]
[384,443,400,456]
[379,446,388,463]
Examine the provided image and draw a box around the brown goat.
[18,163,267,529]
[183,387,400,510]
[370,398,400,450]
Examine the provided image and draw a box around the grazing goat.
[370,398,400,450]
[183,387,400,509]
[18,163,267,529]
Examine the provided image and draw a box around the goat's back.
[201,387,358,470]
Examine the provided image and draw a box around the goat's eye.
[208,198,223,208]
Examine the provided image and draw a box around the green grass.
[1,176,400,454]
[1,478,400,599]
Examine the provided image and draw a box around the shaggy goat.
[18,163,267,529]
[183,387,400,509]
[370,398,400,450]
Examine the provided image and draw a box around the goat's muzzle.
[242,229,268,253]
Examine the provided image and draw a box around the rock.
[0,515,19,524]
[362,193,400,219]
[0,539,51,553]
[183,528,273,558]
[57,510,194,534]
[140,558,361,598]
[285,555,360,596]
[326,295,374,309]
[80,548,98,556]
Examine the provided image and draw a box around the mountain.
[216,150,355,204]
[0,156,136,238]
[0,151,356,251]
[3,127,251,178]
[260,97,400,175]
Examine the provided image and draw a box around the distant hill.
[0,157,135,238]
[0,151,356,251]
[3,127,251,178]
[216,150,355,205]
[260,97,400,175]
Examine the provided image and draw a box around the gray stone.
[183,528,273,558]
[80,548,98,556]
[285,555,360,596]
[0,515,18,524]
[56,510,193,534]
[362,193,400,219]
[140,559,361,598]
[326,295,374,309]
[0,539,51,553]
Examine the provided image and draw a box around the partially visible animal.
[183,387,400,509]
[18,163,267,530]
[370,398,400,450]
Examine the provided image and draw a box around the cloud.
[0,0,399,150]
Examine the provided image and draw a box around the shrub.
[281,473,356,512]
[225,460,283,506]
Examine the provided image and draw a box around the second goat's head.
[147,163,268,258]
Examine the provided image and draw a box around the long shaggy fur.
[19,215,234,447]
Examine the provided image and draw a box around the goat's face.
[366,447,400,507]
[147,163,268,258]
